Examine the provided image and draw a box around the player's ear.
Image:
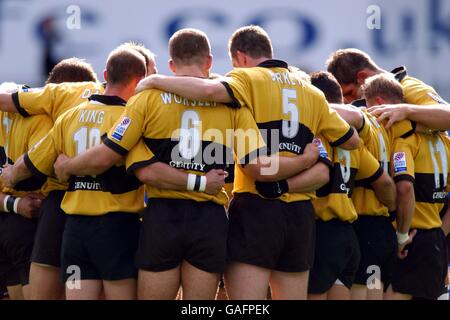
[169,59,176,74]
[356,70,370,85]
[205,54,213,70]
[375,96,385,106]
[103,69,108,82]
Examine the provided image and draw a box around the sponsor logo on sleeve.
[393,152,407,174]
[111,117,131,141]
[313,138,328,158]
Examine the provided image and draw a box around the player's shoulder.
[54,81,103,92]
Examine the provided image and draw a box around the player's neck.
[175,66,209,79]
[103,85,131,102]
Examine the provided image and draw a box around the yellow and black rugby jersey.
[392,133,450,230]
[392,67,448,105]
[12,82,105,194]
[352,110,415,217]
[24,95,144,216]
[221,59,355,202]
[0,112,53,197]
[108,89,266,206]
[11,82,105,121]
[313,136,382,223]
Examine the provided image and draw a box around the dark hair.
[46,58,98,84]
[310,71,344,104]
[169,28,210,66]
[326,48,379,85]
[118,41,155,69]
[106,47,146,85]
[228,25,273,59]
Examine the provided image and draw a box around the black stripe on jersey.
[414,173,448,203]
[11,92,31,117]
[220,82,241,109]
[329,127,355,148]
[357,113,366,133]
[394,174,415,184]
[0,146,6,165]
[391,66,407,82]
[89,95,126,106]
[103,135,128,156]
[257,59,289,69]
[127,158,159,175]
[400,121,416,139]
[68,165,142,194]
[24,152,47,179]
[225,163,235,183]
[317,156,333,168]
[355,164,384,187]
[143,138,232,173]
[0,151,46,191]
[257,120,315,156]
[316,165,357,198]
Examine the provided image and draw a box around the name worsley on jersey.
[105,86,266,206]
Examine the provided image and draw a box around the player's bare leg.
[29,263,64,300]
[307,292,327,300]
[180,260,220,300]
[327,283,351,300]
[384,284,412,300]
[138,267,180,300]
[270,270,309,300]
[7,285,24,300]
[367,284,384,300]
[350,284,368,300]
[103,278,136,300]
[224,262,271,300]
[66,279,102,300]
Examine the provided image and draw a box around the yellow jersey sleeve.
[233,107,266,165]
[11,85,56,117]
[222,69,253,111]
[355,146,383,181]
[125,139,157,174]
[317,97,355,147]
[387,120,416,141]
[391,135,418,183]
[24,128,59,178]
[401,76,448,105]
[105,92,148,155]
[26,115,54,148]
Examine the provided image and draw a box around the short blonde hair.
[363,74,404,103]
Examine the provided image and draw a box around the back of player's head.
[169,28,211,66]
[117,41,156,72]
[228,25,273,60]
[106,47,146,86]
[46,58,98,84]
[310,71,344,104]
[326,48,379,85]
[363,74,404,104]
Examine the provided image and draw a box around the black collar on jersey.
[351,98,367,108]
[257,59,289,70]
[89,94,126,106]
[391,66,408,82]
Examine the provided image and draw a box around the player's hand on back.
[54,153,71,182]
[368,104,409,129]
[204,169,227,195]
